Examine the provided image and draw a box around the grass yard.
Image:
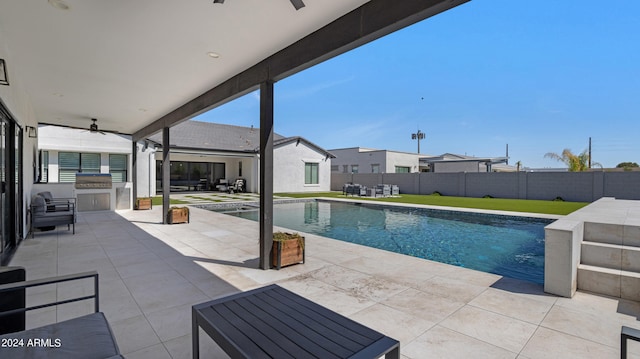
[151,196,189,206]
[275,192,588,215]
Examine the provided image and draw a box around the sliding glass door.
[0,116,9,258]
[0,101,21,265]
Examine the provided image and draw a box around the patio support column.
[132,141,137,207]
[259,80,274,270]
[162,127,170,224]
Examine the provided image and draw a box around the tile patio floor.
[8,204,640,358]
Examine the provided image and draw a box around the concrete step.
[581,241,640,272]
[584,222,640,246]
[577,264,640,301]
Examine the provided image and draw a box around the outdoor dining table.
[192,284,400,359]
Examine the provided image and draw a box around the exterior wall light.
[26,126,38,138]
[0,59,9,86]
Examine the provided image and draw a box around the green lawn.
[151,196,189,206]
[275,192,588,215]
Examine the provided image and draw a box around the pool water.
[219,201,552,284]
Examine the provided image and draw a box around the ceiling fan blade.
[213,0,302,10]
[290,0,305,10]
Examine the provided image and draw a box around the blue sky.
[195,0,640,169]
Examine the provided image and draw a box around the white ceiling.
[0,0,369,134]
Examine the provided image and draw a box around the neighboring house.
[146,120,334,194]
[330,147,513,174]
[329,147,427,174]
[421,153,513,173]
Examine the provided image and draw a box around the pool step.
[580,241,640,272]
[583,222,640,246]
[579,222,640,300]
[577,264,640,301]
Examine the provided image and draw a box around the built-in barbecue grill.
[75,173,112,189]
[74,174,113,211]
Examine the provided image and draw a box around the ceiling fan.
[87,118,106,135]
[213,0,305,11]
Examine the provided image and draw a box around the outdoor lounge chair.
[30,193,76,237]
[0,270,123,359]
[228,178,245,193]
[216,179,229,192]
[343,183,366,196]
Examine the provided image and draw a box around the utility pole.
[411,129,425,154]
[589,137,591,169]
[506,144,509,165]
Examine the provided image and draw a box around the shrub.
[273,232,304,249]
[431,191,442,196]
[483,195,494,199]
[552,196,565,202]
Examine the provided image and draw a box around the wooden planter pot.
[167,207,189,224]
[135,198,152,210]
[271,233,305,270]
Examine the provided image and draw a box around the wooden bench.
[192,284,399,359]
[0,271,123,359]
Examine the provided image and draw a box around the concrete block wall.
[603,172,640,200]
[465,172,519,198]
[331,171,640,202]
[419,173,459,195]
[526,172,595,201]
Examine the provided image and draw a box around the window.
[58,152,100,182]
[371,164,380,173]
[342,165,349,173]
[351,165,359,173]
[109,154,127,182]
[305,162,319,184]
[331,165,339,172]
[395,166,410,173]
[40,150,49,182]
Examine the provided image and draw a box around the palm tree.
[544,148,600,172]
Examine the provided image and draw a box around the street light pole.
[411,129,425,153]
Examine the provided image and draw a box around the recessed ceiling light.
[52,92,64,97]
[48,0,70,10]
[207,52,221,59]
[138,108,148,112]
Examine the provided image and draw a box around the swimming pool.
[215,201,552,284]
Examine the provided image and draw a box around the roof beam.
[133,0,469,141]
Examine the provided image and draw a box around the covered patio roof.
[0,0,468,137]
[1,0,469,268]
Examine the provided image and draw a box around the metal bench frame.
[621,326,640,359]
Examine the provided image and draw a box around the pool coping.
[317,197,564,220]
[193,197,563,221]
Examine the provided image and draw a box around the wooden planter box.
[167,207,189,224]
[271,234,305,270]
[135,198,152,210]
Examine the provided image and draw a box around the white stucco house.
[330,147,513,174]
[35,121,334,207]
[146,121,334,194]
[421,153,513,172]
[329,147,427,174]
